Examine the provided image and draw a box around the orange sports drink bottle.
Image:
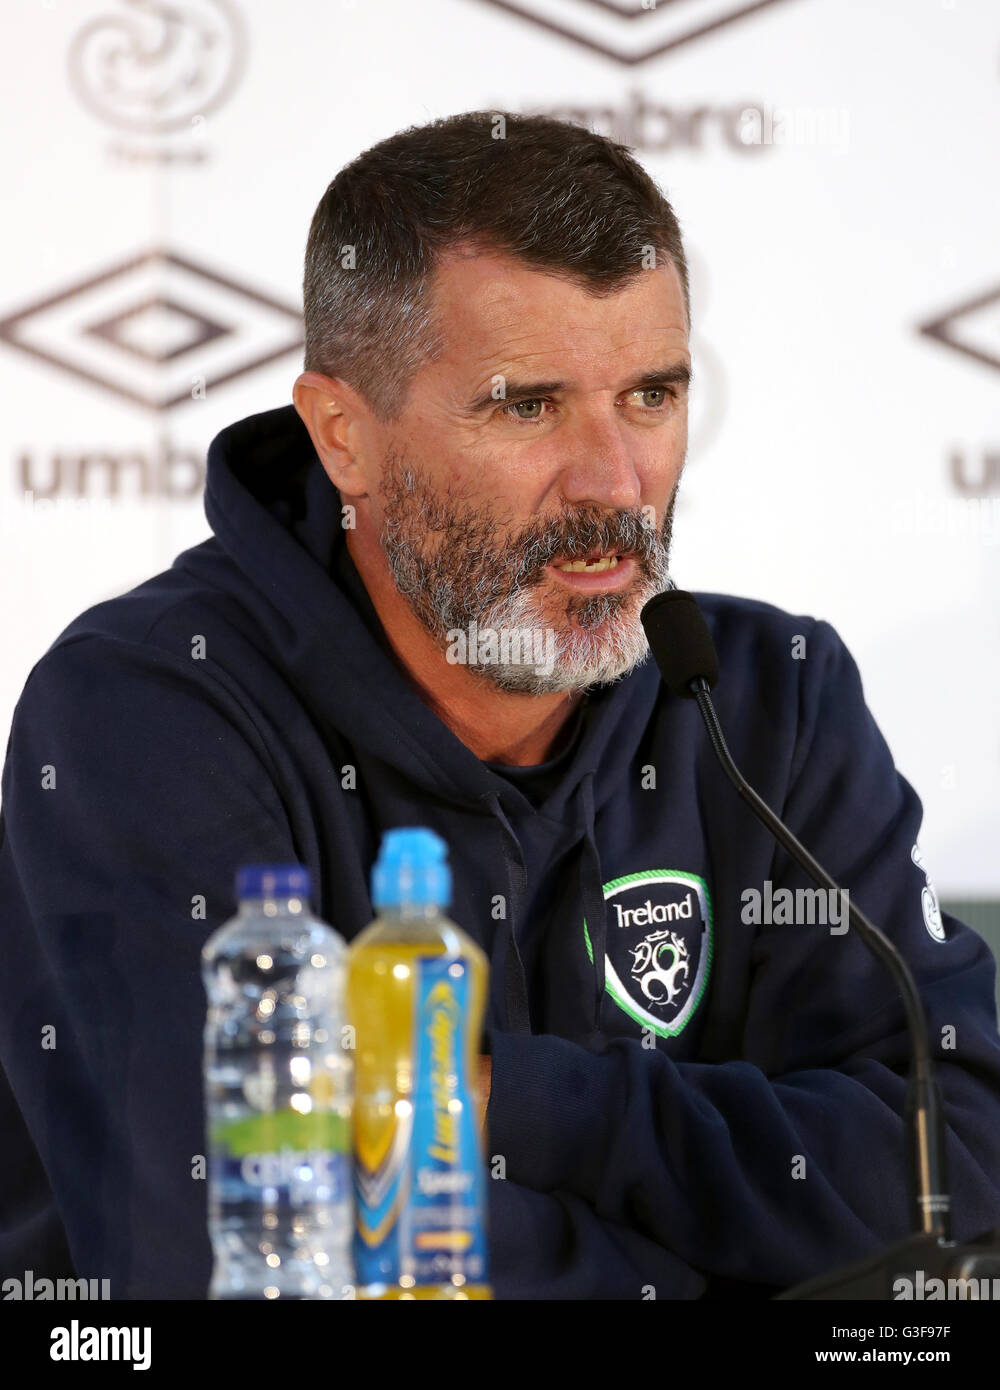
[347,827,492,1299]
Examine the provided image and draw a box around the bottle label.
[354,954,489,1287]
[211,1110,350,1207]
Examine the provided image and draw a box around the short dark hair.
[302,110,690,423]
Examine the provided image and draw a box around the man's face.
[368,247,690,693]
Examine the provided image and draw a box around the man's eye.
[635,386,675,408]
[501,398,547,422]
[500,387,676,423]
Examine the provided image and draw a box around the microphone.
[640,587,1000,1298]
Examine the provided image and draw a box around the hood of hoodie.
[197,403,667,1038]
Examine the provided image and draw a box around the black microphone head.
[641,589,719,698]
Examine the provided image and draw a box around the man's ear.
[292,371,371,498]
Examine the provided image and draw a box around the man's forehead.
[428,247,688,384]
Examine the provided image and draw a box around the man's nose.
[556,414,643,513]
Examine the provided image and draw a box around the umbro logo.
[0,249,303,410]
[467,0,802,66]
[917,283,1000,378]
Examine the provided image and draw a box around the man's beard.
[376,447,678,694]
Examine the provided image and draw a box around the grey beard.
[378,455,677,694]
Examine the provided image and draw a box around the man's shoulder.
[692,588,820,635]
[11,547,252,734]
[690,589,837,664]
[47,541,239,659]
[668,591,858,739]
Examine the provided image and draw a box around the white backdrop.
[1,0,997,894]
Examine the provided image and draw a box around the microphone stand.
[641,589,1000,1298]
[690,679,948,1236]
[689,677,1000,1298]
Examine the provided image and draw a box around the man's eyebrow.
[464,361,693,415]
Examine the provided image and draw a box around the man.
[1,111,999,1301]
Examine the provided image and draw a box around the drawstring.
[479,789,531,1034]
[480,770,606,1037]
[576,770,608,1031]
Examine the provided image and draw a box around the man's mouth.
[552,552,620,574]
[544,550,638,591]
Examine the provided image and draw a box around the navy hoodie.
[2,403,1000,1301]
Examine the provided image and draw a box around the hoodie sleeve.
[0,634,298,1298]
[486,618,1000,1291]
[487,1175,711,1299]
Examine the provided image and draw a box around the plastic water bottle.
[347,828,492,1300]
[202,864,353,1299]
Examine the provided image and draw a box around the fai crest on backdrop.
[584,870,712,1038]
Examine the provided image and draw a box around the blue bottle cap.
[371,827,451,909]
[235,864,312,901]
